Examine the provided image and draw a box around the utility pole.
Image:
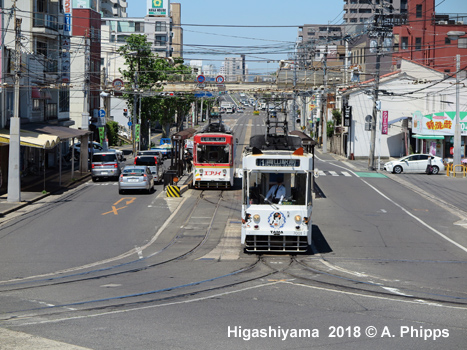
[321,44,328,153]
[368,11,387,171]
[7,5,21,203]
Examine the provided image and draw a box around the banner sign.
[135,124,141,142]
[343,105,352,127]
[382,111,388,135]
[98,127,105,144]
[412,111,467,136]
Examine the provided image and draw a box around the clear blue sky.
[127,0,467,73]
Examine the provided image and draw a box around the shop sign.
[412,111,467,136]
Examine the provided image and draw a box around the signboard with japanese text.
[382,111,388,135]
[412,111,467,136]
[147,0,170,16]
[343,106,352,127]
[256,159,300,167]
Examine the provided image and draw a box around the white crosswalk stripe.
[316,170,356,177]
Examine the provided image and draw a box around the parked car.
[237,107,244,113]
[134,154,162,183]
[91,152,124,181]
[118,166,154,194]
[74,141,124,160]
[383,154,444,174]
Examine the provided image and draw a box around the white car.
[384,154,444,174]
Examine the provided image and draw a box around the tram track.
[281,256,467,307]
[0,190,226,293]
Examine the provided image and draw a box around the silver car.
[91,152,123,181]
[118,166,155,194]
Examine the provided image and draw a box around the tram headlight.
[253,214,260,223]
[199,169,203,174]
[294,215,302,223]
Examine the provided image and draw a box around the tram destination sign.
[201,137,226,142]
[256,159,300,167]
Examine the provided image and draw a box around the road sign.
[112,78,124,91]
[194,91,213,98]
[99,109,106,118]
[215,75,225,84]
[197,75,205,84]
[128,121,132,127]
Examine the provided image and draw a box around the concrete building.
[99,0,128,18]
[224,55,246,82]
[343,0,406,24]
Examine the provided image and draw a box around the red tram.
[192,132,235,188]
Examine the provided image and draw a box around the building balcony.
[33,13,58,32]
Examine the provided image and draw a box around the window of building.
[359,9,372,14]
[36,41,47,56]
[155,21,167,32]
[33,99,41,111]
[415,37,422,50]
[416,4,422,18]
[458,38,467,49]
[155,35,167,46]
[59,88,69,112]
[445,37,451,45]
[401,37,408,50]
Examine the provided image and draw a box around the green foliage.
[327,121,335,138]
[106,121,119,146]
[116,34,194,146]
[332,109,342,125]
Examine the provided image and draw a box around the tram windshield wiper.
[260,194,279,209]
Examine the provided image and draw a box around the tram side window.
[197,145,229,164]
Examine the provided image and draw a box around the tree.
[117,35,192,148]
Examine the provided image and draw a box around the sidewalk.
[0,162,91,217]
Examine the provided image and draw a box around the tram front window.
[246,173,307,205]
[197,145,230,164]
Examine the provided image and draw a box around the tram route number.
[256,159,300,167]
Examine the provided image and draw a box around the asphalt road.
[0,108,466,350]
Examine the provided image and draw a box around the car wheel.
[92,177,97,182]
[119,189,124,194]
[393,165,402,174]
[431,166,439,175]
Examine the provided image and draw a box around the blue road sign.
[99,109,106,118]
[128,121,132,127]
[194,91,213,98]
[197,75,205,84]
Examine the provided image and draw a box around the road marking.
[316,155,467,253]
[329,171,339,176]
[101,197,136,215]
[342,171,352,177]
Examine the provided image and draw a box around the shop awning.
[388,116,410,125]
[0,129,60,149]
[413,134,444,140]
[22,125,91,140]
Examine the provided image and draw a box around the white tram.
[241,113,315,252]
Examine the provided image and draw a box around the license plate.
[128,179,139,182]
[101,172,108,175]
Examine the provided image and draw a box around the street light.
[447,31,465,167]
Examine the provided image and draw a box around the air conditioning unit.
[457,21,464,25]
[439,20,448,25]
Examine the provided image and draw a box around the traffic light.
[123,109,128,117]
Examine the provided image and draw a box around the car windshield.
[122,169,145,176]
[92,154,117,162]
